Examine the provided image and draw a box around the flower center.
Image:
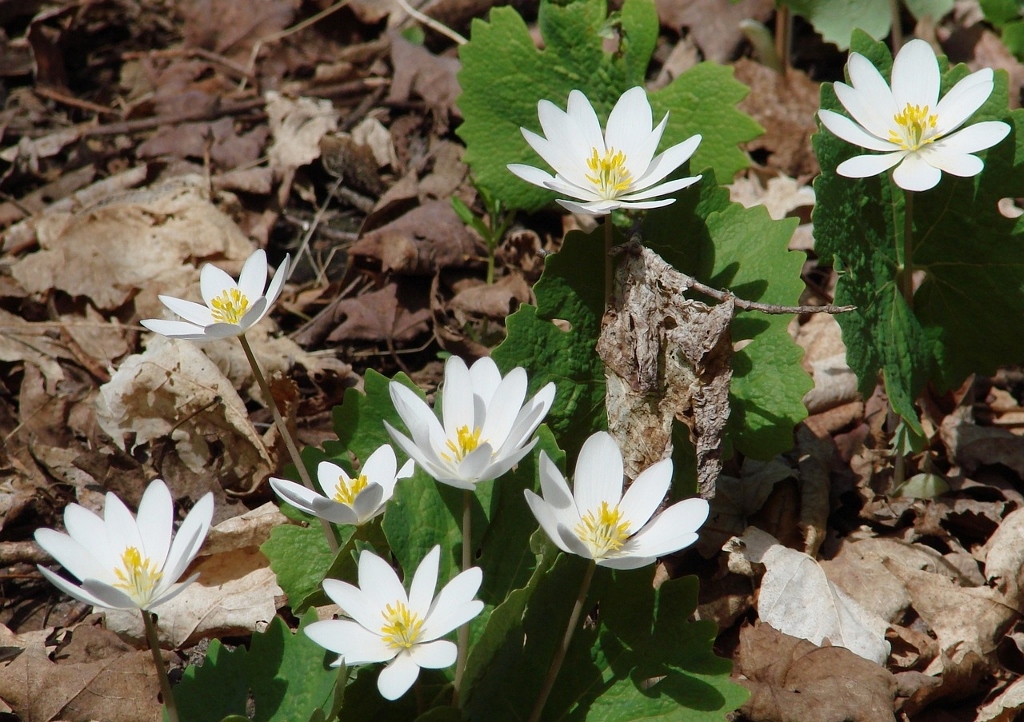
[210,288,251,324]
[334,473,369,505]
[113,546,162,605]
[585,147,633,198]
[442,425,482,462]
[380,601,424,650]
[889,103,939,151]
[574,501,631,558]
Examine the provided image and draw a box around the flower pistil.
[210,288,251,324]
[113,546,163,604]
[575,501,631,558]
[380,602,424,650]
[442,425,482,462]
[586,147,632,197]
[889,104,938,150]
[333,473,369,504]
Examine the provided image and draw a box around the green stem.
[527,560,597,722]
[604,218,614,304]
[143,610,178,722]
[453,489,472,705]
[238,333,339,553]
[901,189,915,310]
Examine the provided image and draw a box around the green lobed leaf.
[172,611,338,722]
[644,173,812,459]
[261,521,353,614]
[813,32,1024,428]
[456,0,760,212]
[492,226,608,461]
[780,0,891,50]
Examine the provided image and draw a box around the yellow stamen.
[889,103,939,151]
[441,425,482,463]
[209,288,251,324]
[112,546,163,604]
[380,601,424,650]
[574,501,631,558]
[334,473,369,505]
[585,147,633,198]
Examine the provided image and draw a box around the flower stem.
[453,489,472,704]
[604,218,614,303]
[773,3,791,73]
[527,560,597,722]
[237,333,339,553]
[901,189,915,310]
[143,610,178,722]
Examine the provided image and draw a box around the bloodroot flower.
[507,86,702,215]
[524,431,709,569]
[305,546,484,700]
[34,480,214,610]
[270,445,414,526]
[385,356,555,489]
[141,249,289,340]
[818,38,1010,191]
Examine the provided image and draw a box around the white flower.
[818,38,1010,192]
[270,445,414,526]
[140,249,289,340]
[507,86,703,215]
[305,546,483,700]
[385,356,555,490]
[524,431,709,570]
[34,480,214,610]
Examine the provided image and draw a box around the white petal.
[236,249,268,302]
[933,69,994,136]
[520,128,591,189]
[389,383,444,449]
[497,382,555,457]
[545,174,605,201]
[538,452,576,516]
[34,528,109,584]
[202,322,245,339]
[524,490,573,554]
[891,39,940,109]
[618,175,700,202]
[409,639,457,669]
[263,254,289,309]
[614,198,678,210]
[81,578,141,609]
[933,121,1010,155]
[631,134,701,190]
[162,492,214,585]
[316,460,346,497]
[476,437,537,481]
[621,498,709,559]
[62,504,114,569]
[573,432,624,515]
[422,568,483,638]
[617,458,671,530]
[147,572,201,608]
[237,297,269,333]
[139,318,208,340]
[441,356,474,440]
[479,367,527,448]
[454,442,495,483]
[621,112,669,183]
[836,151,905,178]
[818,109,898,153]
[158,296,215,327]
[556,522,595,559]
[846,54,899,120]
[833,81,896,140]
[322,578,383,632]
[917,146,983,177]
[508,162,558,191]
[305,619,394,663]
[468,357,502,405]
[103,492,144,556]
[597,554,656,570]
[555,198,616,215]
[408,546,440,615]
[892,152,943,191]
[378,653,421,700]
[37,565,113,608]
[358,550,407,613]
[385,422,448,482]
[199,263,236,307]
[136,480,173,567]
[350,485,386,523]
[271,476,327,515]
[604,87,654,171]
[362,445,398,484]
[565,90,606,156]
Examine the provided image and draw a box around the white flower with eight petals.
[141,249,289,341]
[507,86,702,215]
[524,431,709,569]
[818,38,1010,191]
[34,479,214,610]
[270,445,414,526]
[304,546,483,700]
[385,356,555,489]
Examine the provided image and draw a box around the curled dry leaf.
[983,506,1024,609]
[977,675,1024,722]
[265,91,340,173]
[737,623,897,722]
[726,526,890,664]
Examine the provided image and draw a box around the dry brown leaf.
[181,0,298,60]
[0,619,162,722]
[388,31,461,117]
[983,506,1024,609]
[940,404,1024,479]
[654,0,774,62]
[795,313,859,415]
[977,676,1024,722]
[137,116,269,169]
[266,91,340,173]
[698,458,795,556]
[449,273,532,320]
[737,623,897,722]
[729,174,815,221]
[325,282,432,345]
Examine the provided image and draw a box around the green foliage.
[457,0,761,211]
[261,522,351,614]
[980,0,1024,60]
[173,611,339,722]
[644,173,811,459]
[813,32,1024,429]
[781,0,954,49]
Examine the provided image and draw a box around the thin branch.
[612,239,856,315]
[393,0,468,45]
